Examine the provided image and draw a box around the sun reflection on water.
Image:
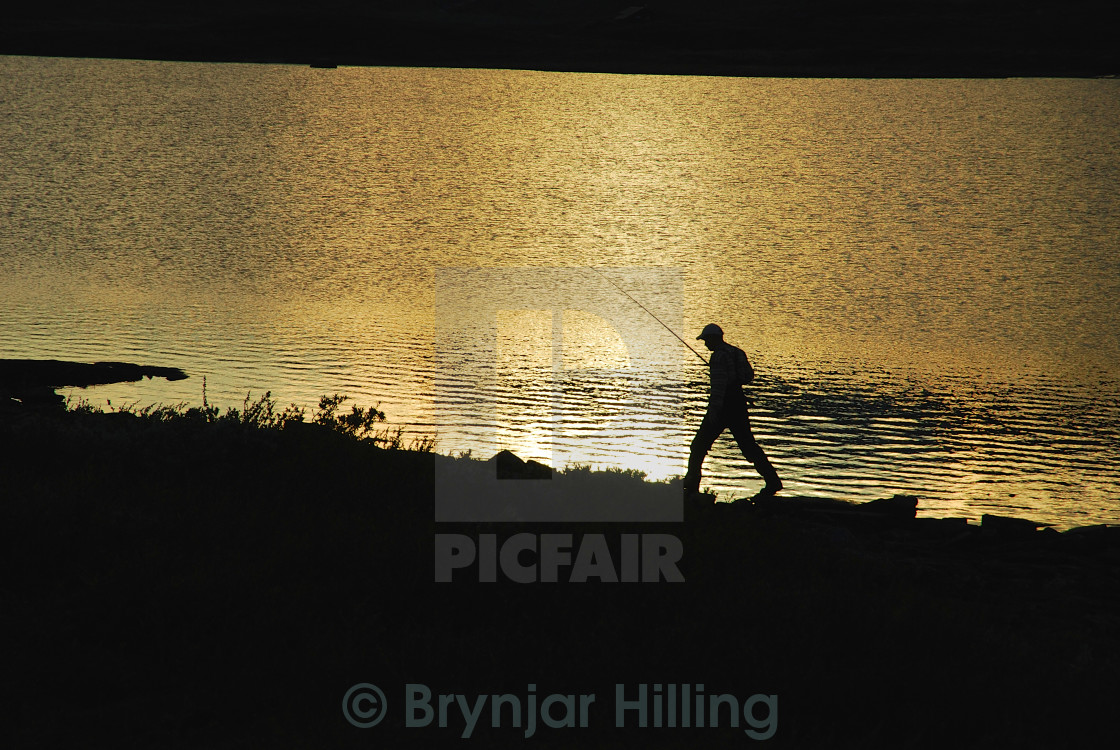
[3,59,1118,527]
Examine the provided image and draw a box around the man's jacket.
[708,342,754,413]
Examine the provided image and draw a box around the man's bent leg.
[729,416,782,492]
[684,414,724,493]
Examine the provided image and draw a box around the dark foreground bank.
[5,399,1119,748]
[5,1,1120,77]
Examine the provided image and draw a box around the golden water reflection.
[2,58,1118,527]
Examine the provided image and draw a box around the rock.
[489,450,552,479]
[522,460,553,479]
[910,517,973,538]
[862,494,918,518]
[1060,524,1120,553]
[981,513,1047,536]
[0,358,188,412]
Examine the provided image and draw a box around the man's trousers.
[683,405,780,494]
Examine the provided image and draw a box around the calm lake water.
[2,56,1118,528]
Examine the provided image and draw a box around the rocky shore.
[0,358,187,410]
[5,398,1118,747]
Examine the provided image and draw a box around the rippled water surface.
[2,57,1118,527]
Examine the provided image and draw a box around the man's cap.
[697,323,724,340]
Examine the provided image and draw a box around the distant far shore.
[4,2,1119,78]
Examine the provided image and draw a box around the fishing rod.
[587,267,709,365]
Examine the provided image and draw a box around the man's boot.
[755,455,782,494]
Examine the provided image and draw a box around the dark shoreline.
[5,400,1119,747]
[5,2,1120,78]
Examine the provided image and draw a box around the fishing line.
[587,267,709,365]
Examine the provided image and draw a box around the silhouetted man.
[684,324,782,497]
